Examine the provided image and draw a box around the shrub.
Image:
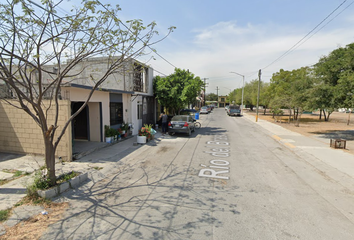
[0,209,10,222]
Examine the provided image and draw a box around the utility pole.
[216,86,219,107]
[256,69,261,122]
[203,78,208,106]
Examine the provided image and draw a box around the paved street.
[39,108,354,240]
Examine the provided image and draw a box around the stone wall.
[0,100,72,161]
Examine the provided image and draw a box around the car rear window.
[172,116,188,121]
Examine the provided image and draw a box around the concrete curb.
[37,172,88,199]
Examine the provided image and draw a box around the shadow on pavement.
[42,154,241,239]
[310,130,354,140]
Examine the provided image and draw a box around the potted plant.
[117,128,122,140]
[105,125,112,143]
[121,122,129,136]
[137,124,153,143]
[112,128,118,142]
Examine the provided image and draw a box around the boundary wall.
[0,100,72,161]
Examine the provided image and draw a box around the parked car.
[228,105,241,116]
[200,106,209,114]
[180,109,198,119]
[206,105,212,113]
[168,115,196,136]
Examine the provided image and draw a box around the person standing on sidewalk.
[160,112,168,135]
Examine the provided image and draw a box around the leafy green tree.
[312,42,354,120]
[206,93,218,101]
[267,67,313,124]
[242,80,262,110]
[0,0,173,185]
[154,69,203,114]
[260,82,271,114]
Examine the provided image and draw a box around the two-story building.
[0,57,156,160]
[218,96,228,108]
[56,57,155,141]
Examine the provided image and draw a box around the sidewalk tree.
[0,0,174,185]
[154,68,203,114]
[206,93,218,101]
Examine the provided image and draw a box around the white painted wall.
[62,87,109,141]
[88,102,100,141]
[131,95,142,135]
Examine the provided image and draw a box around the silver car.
[168,115,196,136]
[200,106,209,114]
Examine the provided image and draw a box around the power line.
[262,0,352,70]
[96,1,178,70]
[153,69,168,76]
[27,0,178,72]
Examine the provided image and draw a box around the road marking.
[199,134,230,180]
[284,142,296,148]
[273,135,296,148]
[272,135,282,141]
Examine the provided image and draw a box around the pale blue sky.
[65,0,354,95]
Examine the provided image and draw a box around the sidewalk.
[242,113,354,188]
[0,132,168,212]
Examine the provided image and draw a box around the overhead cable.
[262,0,351,70]
[97,1,178,70]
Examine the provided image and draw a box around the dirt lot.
[246,109,354,154]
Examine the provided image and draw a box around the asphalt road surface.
[42,108,354,240]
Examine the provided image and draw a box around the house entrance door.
[72,102,89,140]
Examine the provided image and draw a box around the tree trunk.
[319,109,322,120]
[325,111,331,122]
[295,109,302,127]
[322,109,328,122]
[291,108,297,120]
[44,137,56,186]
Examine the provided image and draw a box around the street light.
[230,72,245,114]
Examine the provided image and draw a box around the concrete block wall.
[0,100,72,161]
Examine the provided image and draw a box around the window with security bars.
[137,104,143,119]
[110,102,123,125]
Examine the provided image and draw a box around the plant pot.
[137,135,146,144]
[122,130,126,134]
[105,137,112,143]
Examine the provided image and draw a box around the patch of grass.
[0,209,11,222]
[15,194,52,208]
[93,166,103,170]
[26,169,80,198]
[0,170,30,186]
[13,170,29,177]
[56,171,79,184]
[0,179,10,186]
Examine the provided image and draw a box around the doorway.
[72,102,89,140]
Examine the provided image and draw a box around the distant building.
[218,96,228,108]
